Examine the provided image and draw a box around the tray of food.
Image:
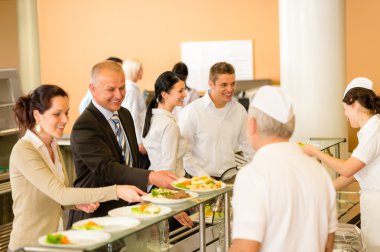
[108,203,172,219]
[141,188,198,204]
[72,216,140,233]
[39,230,110,248]
[171,176,225,193]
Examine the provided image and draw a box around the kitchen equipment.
[334,223,366,252]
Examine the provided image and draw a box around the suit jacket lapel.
[87,102,124,162]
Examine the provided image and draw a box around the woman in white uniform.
[142,71,193,228]
[302,77,380,248]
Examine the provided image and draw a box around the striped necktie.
[111,113,131,165]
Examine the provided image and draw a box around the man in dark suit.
[67,61,178,227]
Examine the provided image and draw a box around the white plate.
[141,191,198,204]
[38,230,110,248]
[72,216,140,233]
[108,204,172,219]
[171,180,227,193]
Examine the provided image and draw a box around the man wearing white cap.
[229,86,337,252]
[178,62,254,178]
[302,77,380,250]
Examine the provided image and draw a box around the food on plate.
[45,233,71,244]
[151,188,190,199]
[175,176,222,190]
[131,204,161,215]
[72,221,103,231]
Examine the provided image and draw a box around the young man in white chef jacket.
[229,86,337,252]
[178,62,254,178]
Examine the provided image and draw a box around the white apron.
[360,191,380,249]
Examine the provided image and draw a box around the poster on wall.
[181,40,253,91]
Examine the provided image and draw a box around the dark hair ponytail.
[14,94,34,136]
[142,71,183,138]
[142,98,158,138]
[13,84,68,136]
[343,87,380,115]
[373,96,380,114]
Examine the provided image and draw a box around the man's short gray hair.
[248,106,295,138]
[91,61,124,85]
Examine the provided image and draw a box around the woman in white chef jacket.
[121,58,147,155]
[302,77,380,248]
[142,71,193,228]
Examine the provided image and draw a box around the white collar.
[152,108,177,122]
[357,114,380,139]
[202,90,231,110]
[23,129,57,149]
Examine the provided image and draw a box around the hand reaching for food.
[116,185,146,203]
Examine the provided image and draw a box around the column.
[279,0,347,143]
[17,0,40,93]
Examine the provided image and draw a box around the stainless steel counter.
[18,186,233,252]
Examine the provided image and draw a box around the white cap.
[343,77,373,97]
[250,86,294,124]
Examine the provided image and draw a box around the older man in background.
[229,86,337,252]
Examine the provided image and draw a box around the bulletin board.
[181,40,254,91]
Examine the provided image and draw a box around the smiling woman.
[8,84,146,251]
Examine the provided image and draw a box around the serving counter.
[17,185,232,252]
[14,136,364,252]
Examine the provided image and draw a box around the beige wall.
[37,0,279,132]
[0,0,18,68]
[32,0,380,151]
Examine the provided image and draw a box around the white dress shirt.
[142,108,185,177]
[178,91,254,177]
[232,142,337,252]
[121,80,147,145]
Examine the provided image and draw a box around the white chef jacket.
[178,91,254,177]
[142,108,185,177]
[232,142,337,252]
[351,114,380,247]
[352,114,380,192]
[121,80,147,145]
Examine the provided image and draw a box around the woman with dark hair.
[143,72,186,177]
[142,72,193,228]
[9,84,145,251]
[302,77,380,248]
[172,62,199,105]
